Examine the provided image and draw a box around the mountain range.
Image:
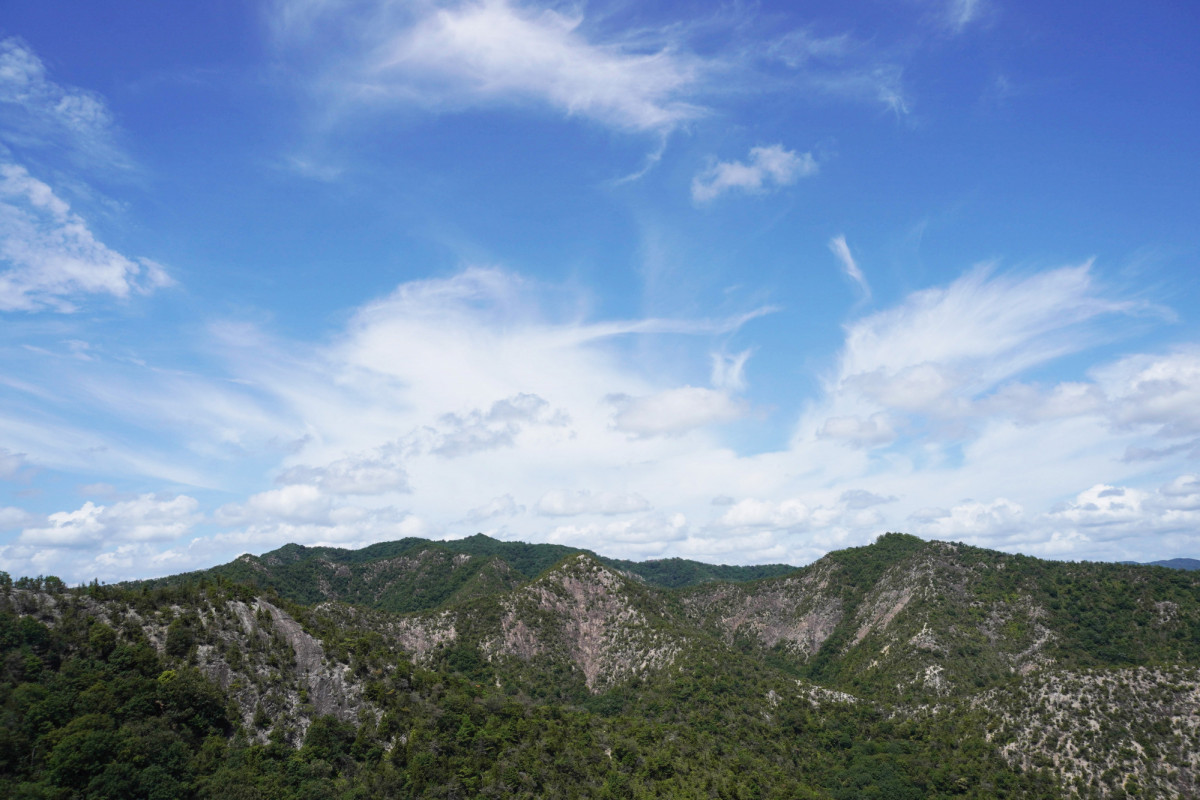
[3,532,1200,798]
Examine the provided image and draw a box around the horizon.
[2,1,1199,583]
[6,530,1199,586]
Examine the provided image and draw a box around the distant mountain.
[1120,557,1200,570]
[7,532,1200,798]
[135,532,798,613]
[1148,557,1200,571]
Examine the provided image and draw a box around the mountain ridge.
[6,532,1200,798]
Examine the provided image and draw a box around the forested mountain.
[4,533,1200,798]
[137,533,797,612]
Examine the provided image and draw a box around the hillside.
[4,533,1200,798]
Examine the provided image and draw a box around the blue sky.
[1,0,1198,582]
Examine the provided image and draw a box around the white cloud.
[1159,475,1200,504]
[546,512,687,557]
[909,498,1025,540]
[609,386,744,437]
[207,506,428,557]
[275,0,704,133]
[829,235,870,299]
[840,489,896,509]
[817,412,896,448]
[801,263,1138,448]
[464,493,523,522]
[1047,484,1147,533]
[18,494,200,549]
[837,263,1130,399]
[0,162,171,312]
[430,393,566,457]
[717,498,811,529]
[0,506,35,530]
[278,449,410,495]
[10,257,1200,579]
[0,37,126,166]
[1096,348,1200,438]
[942,0,986,34]
[217,484,333,526]
[536,489,651,517]
[711,350,751,392]
[692,144,817,203]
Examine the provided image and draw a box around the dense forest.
[3,534,1200,798]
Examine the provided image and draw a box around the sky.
[1,0,1198,583]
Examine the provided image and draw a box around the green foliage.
[130,534,798,616]
[6,532,1200,799]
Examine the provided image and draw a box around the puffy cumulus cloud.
[1096,349,1200,438]
[908,498,1025,541]
[546,512,687,558]
[692,145,817,203]
[1159,475,1200,506]
[430,393,567,457]
[1046,484,1148,535]
[17,494,200,549]
[707,491,898,548]
[535,489,651,517]
[217,484,334,526]
[273,0,705,133]
[213,506,426,553]
[609,387,745,437]
[893,476,1200,560]
[0,163,171,312]
[1043,477,1200,546]
[717,498,811,529]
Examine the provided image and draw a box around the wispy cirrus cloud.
[824,262,1137,425]
[0,39,167,313]
[270,0,920,155]
[273,0,706,133]
[0,163,171,312]
[0,37,128,167]
[941,0,988,34]
[829,235,870,299]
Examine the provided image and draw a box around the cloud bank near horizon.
[3,260,1198,582]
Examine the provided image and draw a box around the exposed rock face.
[176,598,372,742]
[258,600,363,719]
[7,589,374,744]
[387,609,459,660]
[681,564,844,659]
[483,555,680,691]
